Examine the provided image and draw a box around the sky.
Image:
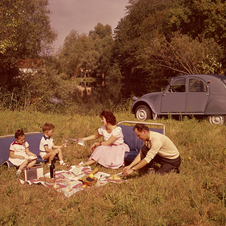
[48,0,129,51]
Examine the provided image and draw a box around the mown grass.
[1,110,226,225]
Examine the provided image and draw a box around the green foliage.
[58,30,98,78]
[89,23,112,39]
[0,0,57,110]
[0,56,20,91]
[58,23,114,79]
[0,0,23,54]
[145,32,224,75]
[163,0,226,48]
[106,63,122,82]
[0,0,57,58]
[113,0,173,80]
[113,0,226,82]
[197,54,223,75]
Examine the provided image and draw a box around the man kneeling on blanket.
[123,123,181,176]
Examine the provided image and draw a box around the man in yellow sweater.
[123,123,181,176]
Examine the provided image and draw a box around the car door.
[186,77,209,113]
[161,77,186,113]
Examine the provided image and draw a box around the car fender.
[131,99,158,115]
[205,96,226,115]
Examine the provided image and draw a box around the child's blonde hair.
[42,123,55,132]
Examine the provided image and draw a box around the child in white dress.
[8,129,37,176]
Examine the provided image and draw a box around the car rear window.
[189,79,207,92]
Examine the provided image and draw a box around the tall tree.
[113,0,171,81]
[58,30,99,78]
[162,0,226,48]
[146,32,224,75]
[0,0,57,58]
[113,0,226,83]
[58,23,114,79]
[0,0,57,90]
[89,23,114,78]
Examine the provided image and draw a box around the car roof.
[168,74,226,83]
[180,74,226,80]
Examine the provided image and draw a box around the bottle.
[50,160,55,178]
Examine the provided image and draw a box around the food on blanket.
[82,184,87,188]
[109,174,121,180]
[87,167,98,180]
[109,175,114,180]
[88,173,94,179]
[78,167,99,186]
[86,177,94,182]
[91,167,99,175]
[79,176,97,186]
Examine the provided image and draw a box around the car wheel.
[135,105,151,121]
[208,115,225,125]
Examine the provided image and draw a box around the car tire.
[208,115,225,125]
[135,105,151,121]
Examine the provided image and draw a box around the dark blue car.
[131,74,226,125]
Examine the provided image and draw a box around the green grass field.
[1,110,226,225]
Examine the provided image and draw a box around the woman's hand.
[76,138,82,144]
[90,142,101,153]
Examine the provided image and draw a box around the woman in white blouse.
[78,111,129,169]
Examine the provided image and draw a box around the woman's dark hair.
[100,111,116,125]
[15,129,25,139]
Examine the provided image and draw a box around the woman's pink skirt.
[89,143,130,169]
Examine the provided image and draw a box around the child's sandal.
[75,161,84,168]
[60,162,68,166]
[78,161,83,166]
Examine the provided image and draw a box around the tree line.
[1,0,226,112]
[56,0,226,87]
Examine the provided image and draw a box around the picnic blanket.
[19,166,125,198]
